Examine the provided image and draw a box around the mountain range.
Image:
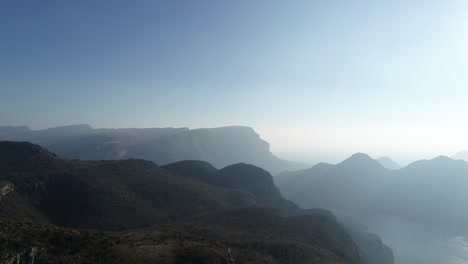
[276,153,468,234]
[276,153,391,213]
[275,153,468,264]
[0,141,393,264]
[0,125,307,174]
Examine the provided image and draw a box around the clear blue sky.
[2,0,468,164]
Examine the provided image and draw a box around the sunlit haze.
[2,0,468,165]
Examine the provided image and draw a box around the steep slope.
[348,231,394,264]
[0,141,255,230]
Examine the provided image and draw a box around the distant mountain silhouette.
[275,162,334,200]
[0,126,30,138]
[380,156,468,234]
[376,156,401,170]
[277,153,468,235]
[452,150,468,162]
[0,125,307,174]
[275,153,468,263]
[276,153,390,213]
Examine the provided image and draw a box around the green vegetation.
[0,142,254,230]
[163,161,301,215]
[0,206,362,264]
[0,142,372,263]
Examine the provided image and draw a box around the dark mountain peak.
[377,156,401,170]
[163,161,274,185]
[161,160,218,180]
[0,141,56,160]
[218,163,302,211]
[221,163,272,179]
[219,163,274,190]
[163,160,217,172]
[164,160,301,215]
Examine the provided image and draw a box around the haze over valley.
[2,124,468,263]
[2,1,468,263]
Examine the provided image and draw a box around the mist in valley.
[365,214,468,264]
[2,1,468,263]
[275,153,468,264]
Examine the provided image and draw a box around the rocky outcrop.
[2,247,40,264]
[0,181,14,200]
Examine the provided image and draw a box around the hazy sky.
[2,1,468,164]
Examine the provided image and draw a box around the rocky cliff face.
[0,125,307,174]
